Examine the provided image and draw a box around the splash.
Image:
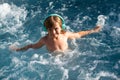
[96,15,107,27]
[0,0,120,80]
[0,3,27,34]
[0,3,28,49]
[0,3,11,18]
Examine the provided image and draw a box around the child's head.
[44,16,62,30]
[43,14,66,32]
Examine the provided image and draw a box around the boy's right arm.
[16,38,45,51]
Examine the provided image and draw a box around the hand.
[93,26,102,33]
[9,44,19,51]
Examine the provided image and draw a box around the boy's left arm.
[78,26,101,37]
[67,26,101,39]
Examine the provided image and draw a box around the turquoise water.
[0,0,120,80]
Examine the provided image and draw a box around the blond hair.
[44,16,62,30]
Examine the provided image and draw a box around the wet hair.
[44,16,62,30]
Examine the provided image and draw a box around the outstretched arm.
[14,38,45,51]
[67,26,101,39]
[78,26,101,37]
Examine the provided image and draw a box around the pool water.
[0,0,120,80]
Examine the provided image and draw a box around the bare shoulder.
[64,31,73,36]
[63,31,74,39]
[64,31,73,35]
[40,36,47,42]
[36,36,47,45]
[65,31,81,39]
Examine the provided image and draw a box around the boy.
[10,14,101,53]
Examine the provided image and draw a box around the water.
[0,0,120,80]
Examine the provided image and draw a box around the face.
[47,22,62,38]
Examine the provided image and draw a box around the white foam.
[96,71,119,80]
[61,4,68,11]
[0,3,28,49]
[61,67,69,80]
[12,57,26,68]
[30,55,49,65]
[72,65,80,71]
[77,70,119,80]
[0,43,6,49]
[83,16,91,21]
[31,54,39,59]
[110,27,120,38]
[74,15,91,26]
[0,3,27,34]
[49,2,53,6]
[0,3,11,18]
[96,15,107,27]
